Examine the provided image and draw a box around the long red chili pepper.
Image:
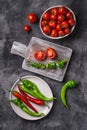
[12,91,38,113]
[18,86,44,105]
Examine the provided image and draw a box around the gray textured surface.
[0,0,87,130]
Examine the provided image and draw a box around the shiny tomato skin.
[43,12,50,20]
[58,30,65,37]
[51,29,58,37]
[51,8,59,15]
[46,48,57,59]
[61,21,70,28]
[34,50,46,61]
[56,23,62,31]
[58,6,67,14]
[27,13,38,23]
[57,14,65,22]
[49,21,57,28]
[42,25,51,35]
[64,28,71,34]
[50,14,57,20]
[41,20,48,27]
[68,18,75,26]
[24,25,31,32]
[66,11,73,19]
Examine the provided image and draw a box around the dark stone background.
[0,0,87,130]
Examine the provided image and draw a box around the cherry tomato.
[27,13,38,23]
[58,30,65,37]
[68,18,75,26]
[58,6,67,14]
[66,11,73,19]
[49,21,57,28]
[56,23,62,31]
[64,28,71,34]
[51,29,58,37]
[50,14,57,20]
[57,14,65,22]
[51,8,59,15]
[34,50,46,61]
[24,25,31,32]
[46,48,57,59]
[42,25,51,34]
[61,21,69,28]
[41,20,48,27]
[43,12,50,21]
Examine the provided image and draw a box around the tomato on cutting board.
[34,50,46,61]
[46,48,57,59]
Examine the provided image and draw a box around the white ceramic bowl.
[40,5,76,39]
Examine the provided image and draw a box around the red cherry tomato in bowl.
[56,23,62,31]
[46,48,57,59]
[64,28,71,34]
[51,29,58,37]
[57,14,65,22]
[66,11,73,19]
[41,20,48,27]
[42,12,50,21]
[51,8,59,15]
[27,13,38,23]
[49,20,57,28]
[61,21,70,28]
[58,6,67,14]
[34,50,46,61]
[58,30,65,37]
[42,25,51,35]
[50,14,57,20]
[68,18,75,26]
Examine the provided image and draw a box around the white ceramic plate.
[9,75,54,120]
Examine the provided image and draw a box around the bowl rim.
[39,5,76,39]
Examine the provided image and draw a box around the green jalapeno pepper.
[29,59,68,70]
[29,61,45,69]
[46,62,56,69]
[10,98,44,117]
[20,79,55,102]
[56,59,68,69]
[60,80,79,109]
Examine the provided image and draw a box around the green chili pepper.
[29,61,45,69]
[46,62,56,69]
[20,79,55,102]
[19,84,39,99]
[10,98,44,117]
[60,80,79,109]
[29,59,68,70]
[56,59,68,69]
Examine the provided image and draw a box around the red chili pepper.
[12,91,38,113]
[18,86,44,105]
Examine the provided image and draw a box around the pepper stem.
[75,81,80,85]
[44,102,50,109]
[19,78,23,82]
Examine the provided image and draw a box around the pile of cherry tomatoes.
[40,6,76,38]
